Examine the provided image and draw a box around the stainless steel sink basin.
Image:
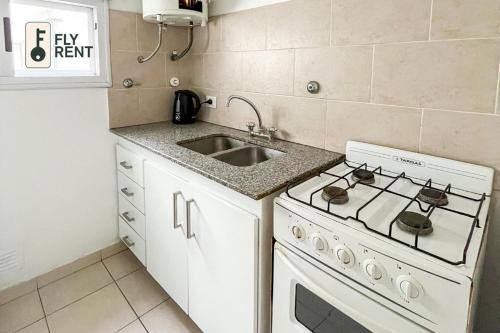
[178,135,285,167]
[178,136,246,155]
[213,146,285,167]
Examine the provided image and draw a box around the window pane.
[10,0,98,77]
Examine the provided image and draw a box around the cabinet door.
[186,185,259,333]
[145,162,189,313]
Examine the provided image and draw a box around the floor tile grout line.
[102,247,129,261]
[0,248,129,312]
[36,287,51,333]
[110,266,169,333]
[138,299,170,318]
[12,289,48,333]
[37,257,102,290]
[109,265,143,282]
[36,246,128,291]
[43,281,116,318]
[0,288,38,308]
[102,262,148,332]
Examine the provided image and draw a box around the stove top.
[283,142,493,267]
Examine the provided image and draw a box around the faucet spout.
[226,95,264,129]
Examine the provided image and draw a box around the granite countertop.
[111,121,344,200]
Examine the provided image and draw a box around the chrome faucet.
[226,95,279,141]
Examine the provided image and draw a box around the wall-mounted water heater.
[143,0,208,26]
[139,0,208,63]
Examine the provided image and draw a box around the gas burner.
[351,169,375,185]
[396,212,433,235]
[418,188,449,206]
[321,186,349,205]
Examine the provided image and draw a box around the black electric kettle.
[172,90,201,124]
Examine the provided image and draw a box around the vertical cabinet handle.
[120,161,133,170]
[173,191,182,229]
[122,236,135,247]
[186,199,195,239]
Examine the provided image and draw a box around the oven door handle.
[275,247,390,333]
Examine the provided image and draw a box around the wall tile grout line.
[192,36,500,52]
[418,109,425,153]
[494,60,500,115]
[428,0,434,41]
[193,84,500,116]
[369,45,375,103]
[329,0,334,47]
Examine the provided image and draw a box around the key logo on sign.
[25,22,51,68]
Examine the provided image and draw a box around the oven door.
[272,243,430,333]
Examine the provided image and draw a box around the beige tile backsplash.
[108,10,192,128]
[372,39,500,113]
[331,0,432,45]
[109,0,500,188]
[431,0,500,40]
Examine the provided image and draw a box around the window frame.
[0,0,111,90]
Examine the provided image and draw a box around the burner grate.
[285,161,487,266]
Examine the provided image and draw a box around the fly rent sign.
[54,34,93,58]
[25,22,94,69]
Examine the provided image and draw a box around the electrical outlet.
[206,96,217,109]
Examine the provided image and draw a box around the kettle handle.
[185,90,201,114]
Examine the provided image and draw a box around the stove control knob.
[396,275,424,303]
[291,224,305,241]
[362,259,385,283]
[311,234,328,252]
[334,245,355,268]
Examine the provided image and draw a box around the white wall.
[109,0,289,15]
[0,88,118,289]
[208,0,289,16]
[109,0,142,13]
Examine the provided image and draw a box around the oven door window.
[295,284,371,333]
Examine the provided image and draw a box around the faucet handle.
[268,127,279,141]
[246,122,256,132]
[268,127,279,134]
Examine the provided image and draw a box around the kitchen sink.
[213,146,285,167]
[178,136,246,155]
[178,135,285,167]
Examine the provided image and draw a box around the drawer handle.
[122,212,135,223]
[121,188,134,197]
[186,199,195,239]
[120,161,133,170]
[122,236,135,247]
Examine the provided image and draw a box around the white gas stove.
[272,141,493,333]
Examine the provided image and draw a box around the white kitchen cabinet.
[145,163,189,313]
[185,181,258,333]
[116,138,278,333]
[145,161,259,333]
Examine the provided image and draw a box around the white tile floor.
[0,246,201,333]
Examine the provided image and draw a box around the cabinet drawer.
[119,217,146,266]
[118,172,145,213]
[116,145,144,187]
[119,195,146,240]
